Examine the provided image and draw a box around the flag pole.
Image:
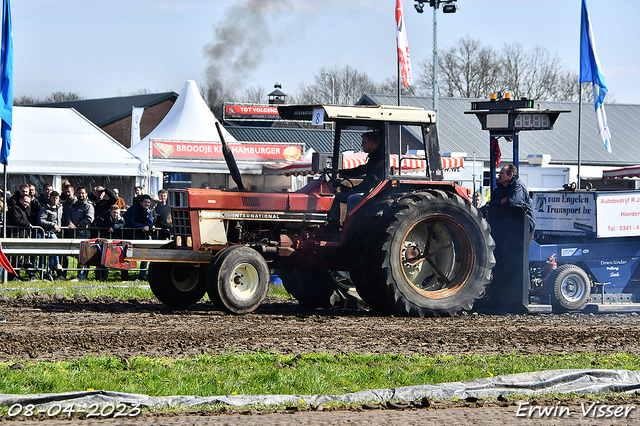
[0,0,12,284]
[397,45,401,107]
[577,82,582,190]
[397,39,402,175]
[396,0,413,175]
[2,162,6,284]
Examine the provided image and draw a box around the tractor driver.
[331,131,385,219]
[487,163,535,240]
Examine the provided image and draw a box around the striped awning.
[603,165,640,179]
[263,154,464,177]
[441,157,464,170]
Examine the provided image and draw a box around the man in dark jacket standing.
[488,164,535,238]
[124,194,153,280]
[59,184,77,278]
[9,184,39,226]
[62,185,77,233]
[7,194,32,231]
[66,187,94,236]
[67,187,95,281]
[36,184,53,206]
[7,194,35,278]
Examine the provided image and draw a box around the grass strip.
[0,277,292,300]
[0,352,637,397]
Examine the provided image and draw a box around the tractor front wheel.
[206,245,269,314]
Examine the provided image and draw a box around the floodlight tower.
[414,0,457,125]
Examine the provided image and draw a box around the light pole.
[322,72,335,105]
[414,0,457,125]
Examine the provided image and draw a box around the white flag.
[131,106,144,146]
[395,0,413,87]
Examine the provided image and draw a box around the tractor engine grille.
[172,210,193,248]
[242,196,260,207]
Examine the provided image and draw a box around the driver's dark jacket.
[339,146,385,193]
[489,175,535,234]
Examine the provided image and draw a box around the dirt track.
[2,293,640,424]
[1,293,640,361]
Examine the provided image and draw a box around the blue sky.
[12,0,640,104]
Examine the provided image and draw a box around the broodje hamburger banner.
[151,140,301,163]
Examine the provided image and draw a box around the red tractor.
[114,105,495,316]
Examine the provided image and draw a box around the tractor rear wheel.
[550,264,591,312]
[351,190,495,317]
[148,262,207,308]
[206,245,269,314]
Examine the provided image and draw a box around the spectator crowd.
[1,182,173,282]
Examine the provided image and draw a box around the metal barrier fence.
[1,226,171,281]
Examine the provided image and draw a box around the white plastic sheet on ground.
[2,369,640,410]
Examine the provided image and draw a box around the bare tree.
[500,44,557,100]
[14,95,40,105]
[15,91,84,105]
[415,57,434,97]
[559,70,593,102]
[377,75,418,97]
[236,86,267,104]
[296,65,378,105]
[43,91,84,103]
[117,88,152,96]
[438,36,501,98]
[415,37,585,102]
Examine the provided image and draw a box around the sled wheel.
[206,245,269,314]
[551,264,591,311]
[352,190,495,317]
[148,262,206,308]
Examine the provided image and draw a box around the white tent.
[9,106,143,177]
[129,80,262,193]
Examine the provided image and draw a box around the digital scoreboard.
[465,97,568,133]
[513,113,552,130]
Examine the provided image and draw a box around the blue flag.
[579,0,611,154]
[0,0,12,165]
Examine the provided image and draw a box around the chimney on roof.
[268,83,286,105]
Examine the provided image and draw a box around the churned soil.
[1,293,639,361]
[1,293,640,424]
